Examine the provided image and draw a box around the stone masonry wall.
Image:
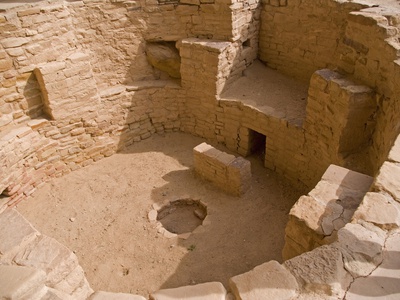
[259,0,367,82]
[1,0,400,299]
[259,0,400,178]
[193,142,251,196]
[337,6,400,175]
[283,164,373,260]
[0,0,260,206]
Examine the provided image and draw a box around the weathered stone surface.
[346,229,400,299]
[229,260,298,300]
[353,192,400,230]
[146,42,181,79]
[1,37,29,48]
[150,282,226,300]
[0,265,46,299]
[14,235,79,286]
[0,208,39,261]
[388,134,400,163]
[90,291,147,300]
[284,244,352,298]
[373,162,400,203]
[283,164,373,260]
[194,143,251,196]
[338,223,385,277]
[321,165,373,192]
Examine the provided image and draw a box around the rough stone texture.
[373,162,400,202]
[13,235,80,287]
[194,142,251,196]
[229,260,298,300]
[0,208,92,299]
[338,223,386,277]
[352,192,400,230]
[146,42,181,79]
[283,165,373,260]
[284,244,352,299]
[346,229,400,299]
[0,208,39,262]
[0,265,46,300]
[150,282,226,300]
[0,0,400,299]
[89,291,147,300]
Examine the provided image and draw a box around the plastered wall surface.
[1,0,400,299]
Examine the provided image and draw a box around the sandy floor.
[17,132,303,297]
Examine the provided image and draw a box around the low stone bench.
[193,143,251,196]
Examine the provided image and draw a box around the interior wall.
[258,0,367,82]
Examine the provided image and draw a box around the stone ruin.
[0,0,400,299]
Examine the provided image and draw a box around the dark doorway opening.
[248,129,266,161]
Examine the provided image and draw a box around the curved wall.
[1,0,400,299]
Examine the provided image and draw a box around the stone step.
[0,265,46,299]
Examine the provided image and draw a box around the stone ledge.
[89,291,147,299]
[150,282,227,300]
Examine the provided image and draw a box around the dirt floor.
[17,132,304,297]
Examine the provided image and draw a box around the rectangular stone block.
[0,265,46,299]
[0,209,39,261]
[230,260,298,300]
[194,143,251,196]
[150,282,226,300]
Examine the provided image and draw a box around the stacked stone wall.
[336,7,400,174]
[259,0,366,82]
[193,142,251,196]
[1,0,400,299]
[259,0,400,181]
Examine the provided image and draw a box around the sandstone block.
[90,291,146,299]
[353,192,400,230]
[0,209,39,261]
[388,135,400,162]
[1,37,29,48]
[0,58,13,72]
[284,244,352,298]
[150,282,226,300]
[337,223,385,277]
[146,42,181,79]
[373,162,400,202]
[14,235,79,286]
[321,164,373,192]
[67,52,91,64]
[346,229,400,299]
[0,265,46,299]
[229,260,298,300]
